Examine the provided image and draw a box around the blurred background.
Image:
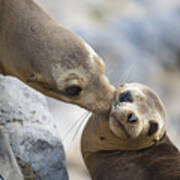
[36,0,180,179]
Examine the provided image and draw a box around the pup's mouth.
[111,113,130,138]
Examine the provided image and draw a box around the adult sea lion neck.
[0,0,84,78]
[0,0,115,112]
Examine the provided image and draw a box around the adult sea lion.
[0,0,115,113]
[81,83,180,180]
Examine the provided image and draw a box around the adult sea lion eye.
[65,85,82,97]
[119,91,133,102]
[0,175,4,180]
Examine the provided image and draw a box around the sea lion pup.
[0,0,115,113]
[81,83,180,180]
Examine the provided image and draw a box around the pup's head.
[109,83,166,149]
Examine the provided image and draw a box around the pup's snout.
[127,113,138,123]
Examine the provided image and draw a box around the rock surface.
[0,75,68,180]
[0,128,24,180]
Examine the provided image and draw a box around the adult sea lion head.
[26,38,115,113]
[0,0,115,113]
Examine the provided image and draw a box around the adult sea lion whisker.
[62,111,89,142]
[70,112,91,145]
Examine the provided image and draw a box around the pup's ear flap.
[148,121,158,136]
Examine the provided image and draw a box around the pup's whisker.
[117,63,136,87]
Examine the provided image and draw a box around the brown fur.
[84,133,180,180]
[81,83,180,180]
[0,0,115,112]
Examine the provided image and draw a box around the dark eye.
[119,91,133,102]
[148,121,158,136]
[65,85,82,97]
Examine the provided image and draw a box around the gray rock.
[0,128,24,180]
[0,75,68,180]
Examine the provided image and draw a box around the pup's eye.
[65,85,82,97]
[148,121,158,136]
[119,91,133,102]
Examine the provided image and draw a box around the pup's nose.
[127,113,138,123]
